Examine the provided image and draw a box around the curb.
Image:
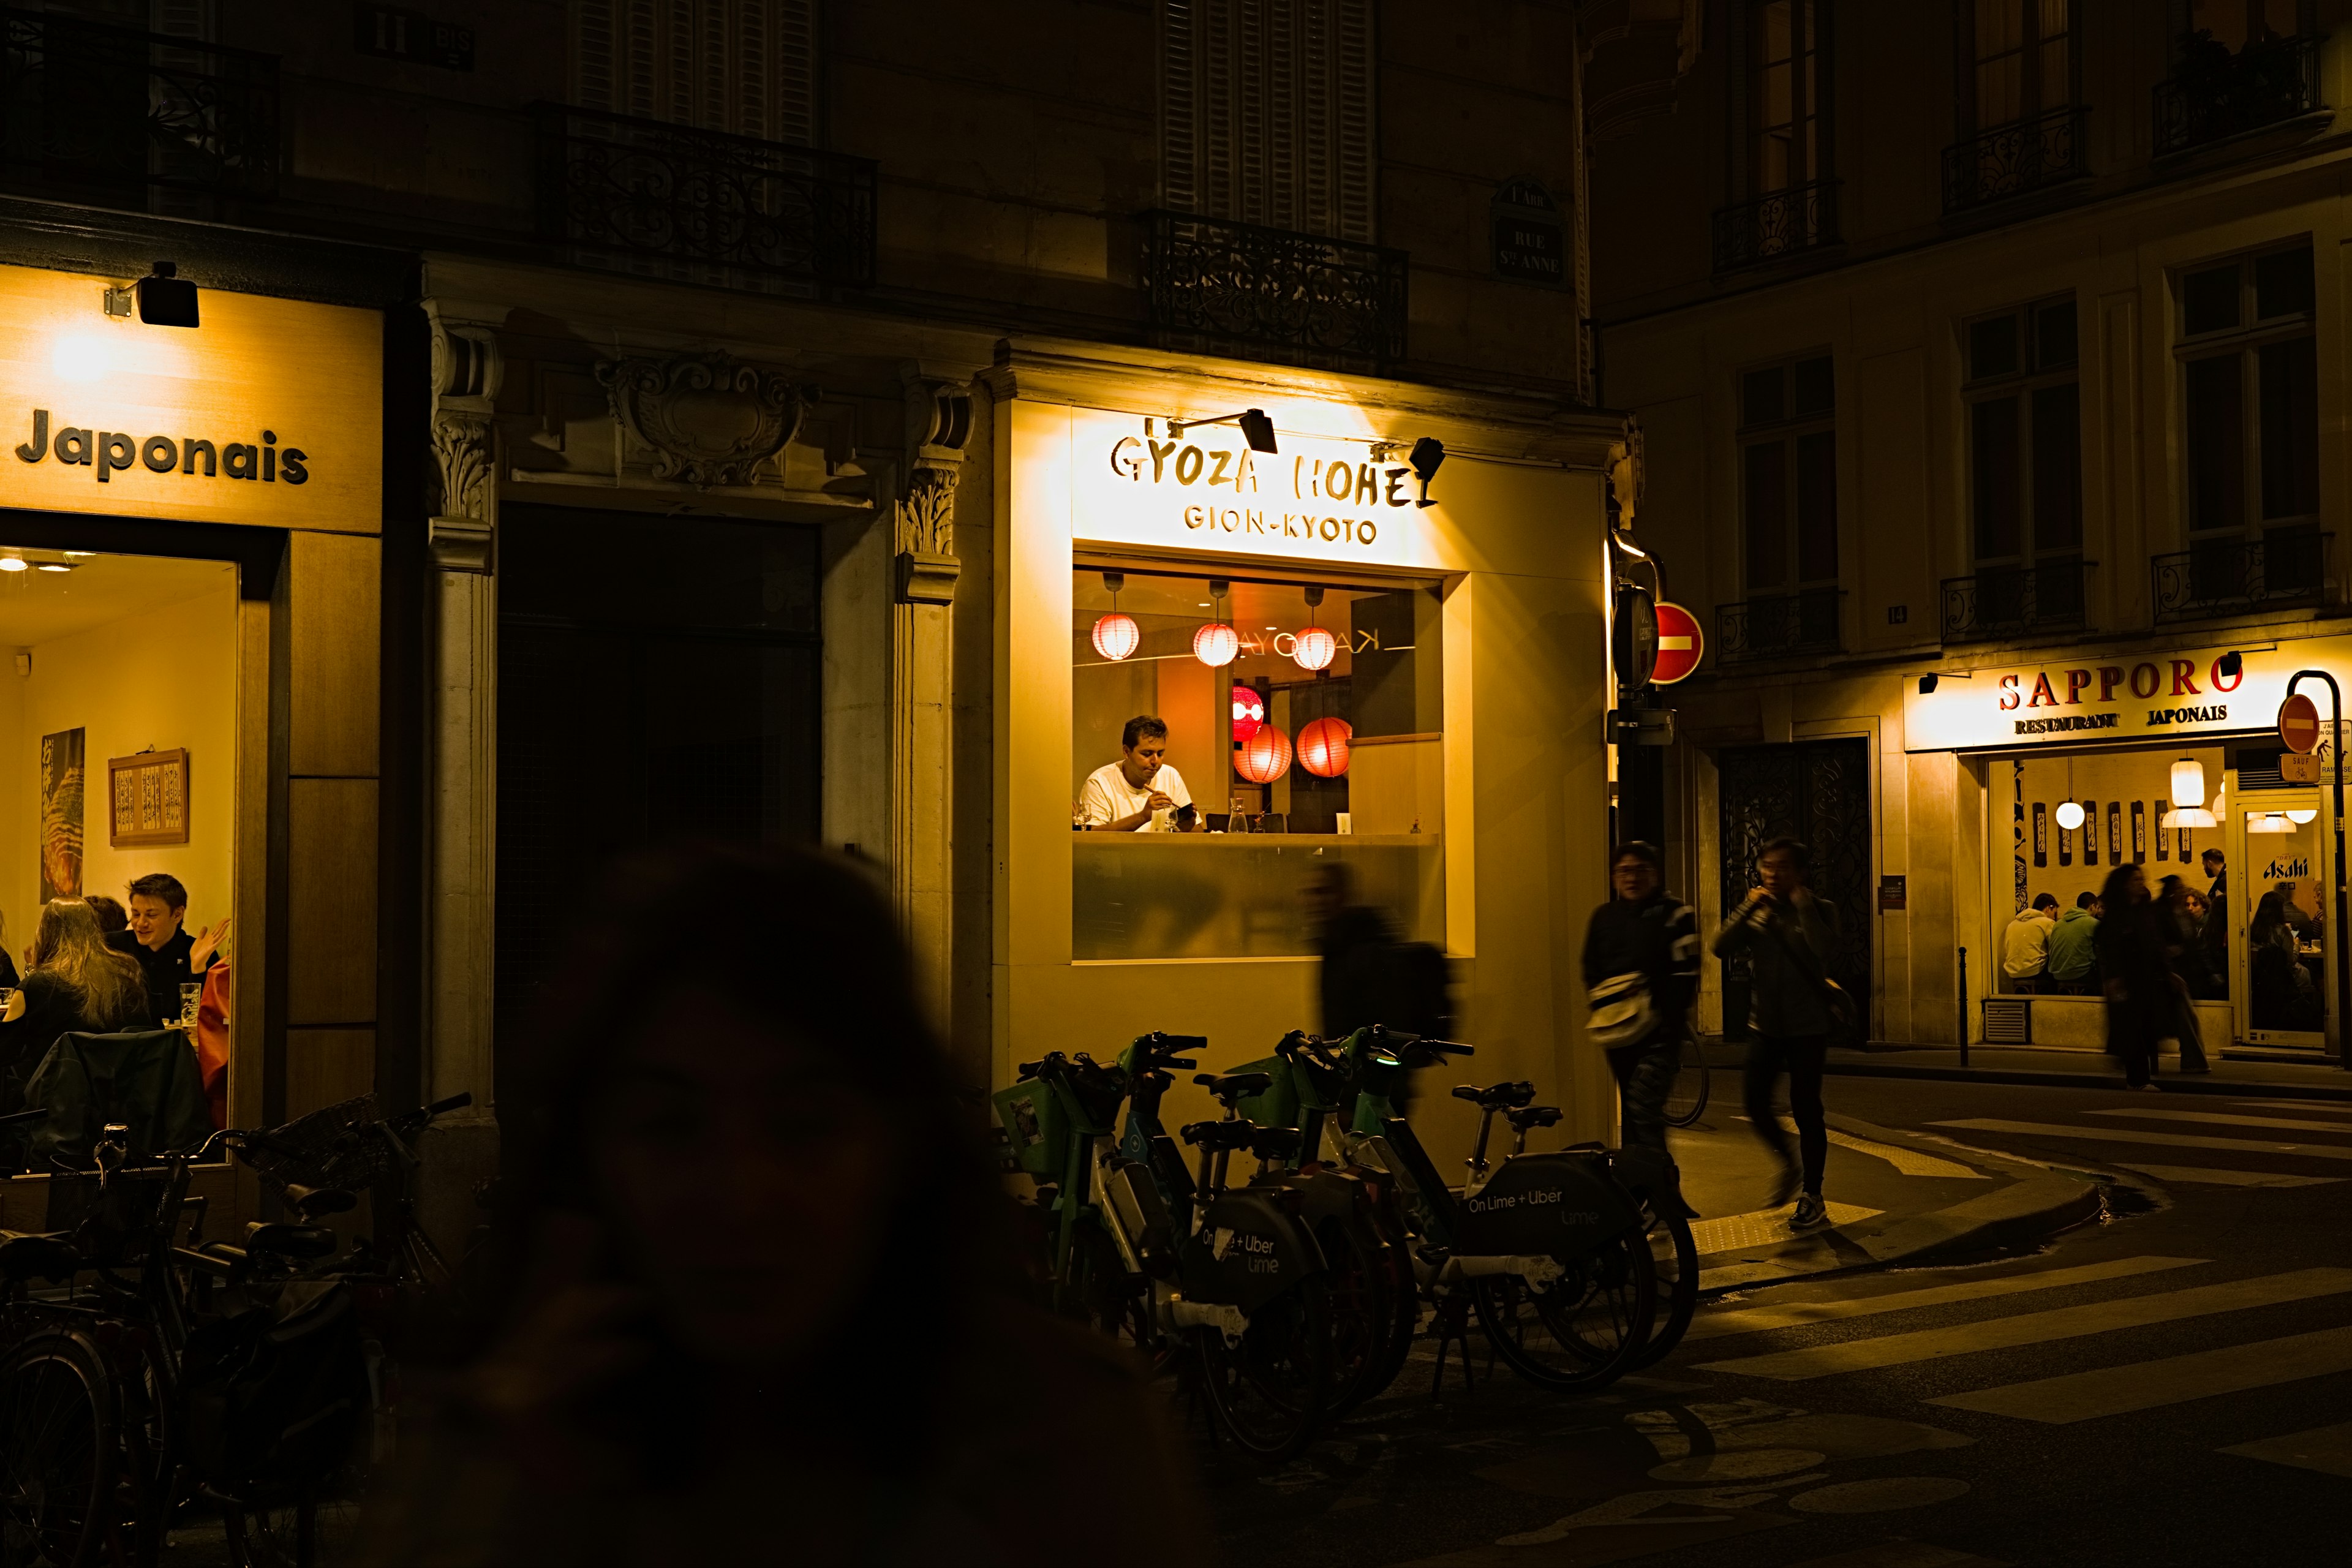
[1816,1058,2352,1102]
[1692,1114,2104,1298]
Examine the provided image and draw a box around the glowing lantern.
[1292,625,1337,673]
[1231,685,1265,744]
[1193,621,1239,668]
[2054,801,2085,831]
[1298,717,1352,778]
[1091,612,1140,662]
[1235,723,1292,784]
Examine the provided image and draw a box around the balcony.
[1942,107,2088,213]
[1140,210,1409,373]
[0,6,278,208]
[1941,560,2092,642]
[1712,178,1839,274]
[533,104,876,295]
[1716,589,1844,664]
[2152,530,2332,623]
[2153,32,2323,156]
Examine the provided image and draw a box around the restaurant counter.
[1074,831,1442,962]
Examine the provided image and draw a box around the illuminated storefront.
[0,245,401,1216]
[986,341,1629,1147]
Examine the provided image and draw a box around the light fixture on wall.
[2162,756,2218,829]
[1166,408,1278,454]
[1408,437,1445,507]
[2289,809,2320,824]
[1193,579,1239,668]
[105,262,199,328]
[1090,571,1139,661]
[2248,812,2293,834]
[2054,800,2086,831]
[1292,584,1336,673]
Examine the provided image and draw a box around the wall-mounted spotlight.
[110,262,198,328]
[2217,650,2244,680]
[1409,437,1445,507]
[1167,408,1277,454]
[1918,674,1939,695]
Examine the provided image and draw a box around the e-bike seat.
[1504,1104,1564,1133]
[1180,1120,1298,1163]
[245,1222,339,1261]
[1194,1070,1273,1104]
[281,1183,357,1219]
[0,1232,80,1283]
[1450,1080,1537,1112]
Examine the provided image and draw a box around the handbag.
[1762,902,1861,1045]
[1586,971,1659,1049]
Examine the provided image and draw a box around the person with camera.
[1711,836,1847,1230]
[1077,715,1203,832]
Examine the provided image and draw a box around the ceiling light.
[2169,758,2207,810]
[0,558,26,573]
[36,564,72,573]
[2162,808,2217,829]
[2054,801,2086,831]
[2288,809,2319,824]
[2247,812,2293,834]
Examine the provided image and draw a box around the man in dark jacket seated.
[107,873,228,1027]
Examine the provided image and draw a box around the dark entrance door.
[1716,737,1872,1039]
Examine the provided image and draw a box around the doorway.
[1716,737,1872,1038]
[2233,788,2334,1052]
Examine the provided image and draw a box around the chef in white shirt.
[1079,715,1204,832]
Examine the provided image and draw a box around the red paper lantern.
[1091,612,1140,661]
[1292,625,1337,672]
[1235,723,1292,784]
[1231,684,1265,744]
[1298,717,1352,778]
[1193,621,1239,668]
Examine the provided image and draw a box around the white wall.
[4,579,238,950]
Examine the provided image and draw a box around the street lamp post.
[2285,669,2352,1071]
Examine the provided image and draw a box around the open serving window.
[1069,564,1443,961]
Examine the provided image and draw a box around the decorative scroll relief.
[428,313,504,573]
[598,353,810,488]
[894,379,974,606]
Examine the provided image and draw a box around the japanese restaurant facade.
[0,214,417,1222]
[987,340,1630,1142]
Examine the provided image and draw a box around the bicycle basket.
[1225,1055,1299,1131]
[238,1095,395,1192]
[990,1080,1071,1180]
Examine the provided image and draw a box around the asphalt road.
[1201,1072,2352,1568]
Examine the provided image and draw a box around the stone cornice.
[980,336,1623,469]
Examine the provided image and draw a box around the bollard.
[1958,947,1970,1069]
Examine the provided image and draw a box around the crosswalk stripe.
[1931,1118,2352,1161]
[1752,1117,1987,1178]
[2218,1420,2352,1479]
[1787,1543,2011,1568]
[2086,1107,2352,1136]
[1695,1268,2352,1381]
[2229,1099,2352,1115]
[1685,1256,2206,1340]
[2111,1161,2345,1188]
[1929,1325,2352,1423]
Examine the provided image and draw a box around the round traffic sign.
[1652,601,1705,685]
[1613,586,1659,688]
[2280,692,2322,754]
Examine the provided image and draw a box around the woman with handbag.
[1581,841,1700,1163]
[1710,836,1848,1230]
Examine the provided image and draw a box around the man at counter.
[1079,717,1205,832]
[108,873,228,1025]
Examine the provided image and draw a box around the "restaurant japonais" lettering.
[13,408,309,485]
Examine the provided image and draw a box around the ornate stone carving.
[428,313,503,573]
[597,352,810,488]
[894,378,975,606]
[1608,412,1644,531]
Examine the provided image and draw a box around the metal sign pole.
[2285,671,2351,1069]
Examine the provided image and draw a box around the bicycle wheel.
[1191,1276,1332,1459]
[0,1332,119,1568]
[1471,1232,1657,1393]
[1316,1214,1400,1415]
[232,1478,367,1568]
[1629,1210,1698,1371]
[1663,1031,1711,1127]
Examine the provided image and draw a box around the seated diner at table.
[1078,715,1205,832]
[107,872,228,1027]
[1,897,150,1110]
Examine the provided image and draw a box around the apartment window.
[1749,1,1826,194]
[1741,355,1838,594]
[1966,298,2081,567]
[1964,1,2077,130]
[2181,0,2315,51]
[2177,244,2317,538]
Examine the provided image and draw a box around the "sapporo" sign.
[1903,640,2352,753]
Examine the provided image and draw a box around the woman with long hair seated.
[365,843,1207,1567]
[0,898,150,1110]
[2248,890,2322,1032]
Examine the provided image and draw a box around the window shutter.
[1161,0,1379,243]
[571,0,818,143]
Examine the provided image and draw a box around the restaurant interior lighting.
[1231,685,1264,745]
[1167,408,1278,454]
[1292,584,1335,672]
[2290,809,2320,824]
[0,557,24,572]
[1235,723,1292,783]
[1089,571,1139,661]
[1298,717,1352,778]
[35,563,72,573]
[2055,801,2086,831]
[1193,579,1238,668]
[2248,813,2293,834]
[2169,758,2207,809]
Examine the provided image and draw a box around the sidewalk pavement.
[1771,1038,2352,1101]
[1664,1093,2103,1299]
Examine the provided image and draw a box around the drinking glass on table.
[179,982,203,1031]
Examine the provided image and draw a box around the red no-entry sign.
[2279,692,2322,754]
[1653,601,1705,685]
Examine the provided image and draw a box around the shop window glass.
[1739,354,1837,598]
[2176,243,2318,545]
[1069,568,1443,961]
[1963,295,2081,574]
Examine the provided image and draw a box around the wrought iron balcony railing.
[1942,560,2092,641]
[0,6,278,204]
[1942,107,2088,213]
[2153,32,2323,155]
[2152,531,2332,622]
[1712,178,1839,274]
[1140,210,1409,372]
[1716,589,1844,663]
[533,104,876,295]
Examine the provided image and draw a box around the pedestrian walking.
[2094,861,2180,1089]
[1581,841,1699,1178]
[1710,836,1847,1227]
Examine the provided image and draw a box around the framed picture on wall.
[108,749,190,848]
[38,727,83,900]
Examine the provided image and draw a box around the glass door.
[2236,790,2332,1051]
